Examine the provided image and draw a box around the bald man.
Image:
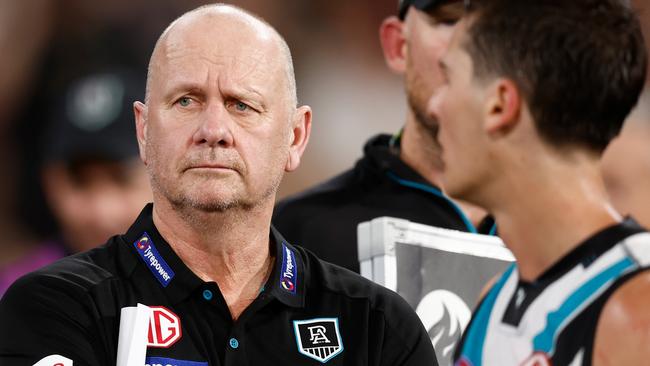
[0,5,436,366]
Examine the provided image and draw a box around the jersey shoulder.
[2,236,129,305]
[299,246,425,335]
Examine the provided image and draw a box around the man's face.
[427,19,489,200]
[140,16,295,212]
[404,3,463,136]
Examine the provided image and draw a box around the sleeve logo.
[280,243,298,295]
[134,232,175,287]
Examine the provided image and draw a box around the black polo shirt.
[0,204,436,366]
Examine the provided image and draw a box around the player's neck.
[152,197,275,319]
[490,157,621,282]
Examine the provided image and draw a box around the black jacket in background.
[274,134,495,273]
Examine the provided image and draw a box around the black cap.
[43,69,144,164]
[398,0,468,20]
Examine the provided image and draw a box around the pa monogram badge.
[293,318,344,363]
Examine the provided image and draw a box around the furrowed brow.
[162,83,204,101]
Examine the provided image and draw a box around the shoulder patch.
[134,232,175,287]
[280,242,298,294]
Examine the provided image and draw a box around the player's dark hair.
[464,0,647,152]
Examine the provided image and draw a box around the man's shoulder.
[301,247,413,314]
[4,237,128,301]
[593,269,650,364]
[0,238,129,365]
[299,248,434,362]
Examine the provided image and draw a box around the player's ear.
[484,78,521,137]
[379,16,407,74]
[285,105,312,172]
[134,101,148,165]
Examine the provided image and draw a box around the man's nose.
[192,102,235,147]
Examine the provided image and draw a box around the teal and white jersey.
[454,219,650,366]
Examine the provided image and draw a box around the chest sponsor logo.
[293,318,343,363]
[148,306,182,348]
[134,232,175,287]
[145,357,207,366]
[280,243,298,294]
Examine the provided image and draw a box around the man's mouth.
[184,163,237,173]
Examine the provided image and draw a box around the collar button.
[202,289,213,301]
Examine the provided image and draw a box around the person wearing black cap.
[0,69,152,298]
[40,69,152,254]
[0,4,436,365]
[274,0,492,273]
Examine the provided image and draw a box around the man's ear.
[285,106,312,172]
[484,79,521,137]
[379,16,407,74]
[133,101,148,165]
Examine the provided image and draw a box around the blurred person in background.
[274,0,492,273]
[0,68,151,297]
[0,0,177,298]
[602,88,650,227]
[40,68,152,253]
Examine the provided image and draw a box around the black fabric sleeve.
[0,272,106,366]
[379,291,439,366]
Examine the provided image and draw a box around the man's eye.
[178,97,192,107]
[235,101,249,111]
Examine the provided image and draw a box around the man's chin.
[193,202,241,213]
[167,191,248,213]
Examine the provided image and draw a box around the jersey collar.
[264,226,306,308]
[120,204,306,308]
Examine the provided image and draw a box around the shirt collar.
[120,203,306,308]
[264,226,307,308]
[121,203,204,304]
[363,133,441,188]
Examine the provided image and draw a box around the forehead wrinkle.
[146,4,296,107]
[157,51,278,110]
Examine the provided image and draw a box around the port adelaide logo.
[293,318,343,363]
